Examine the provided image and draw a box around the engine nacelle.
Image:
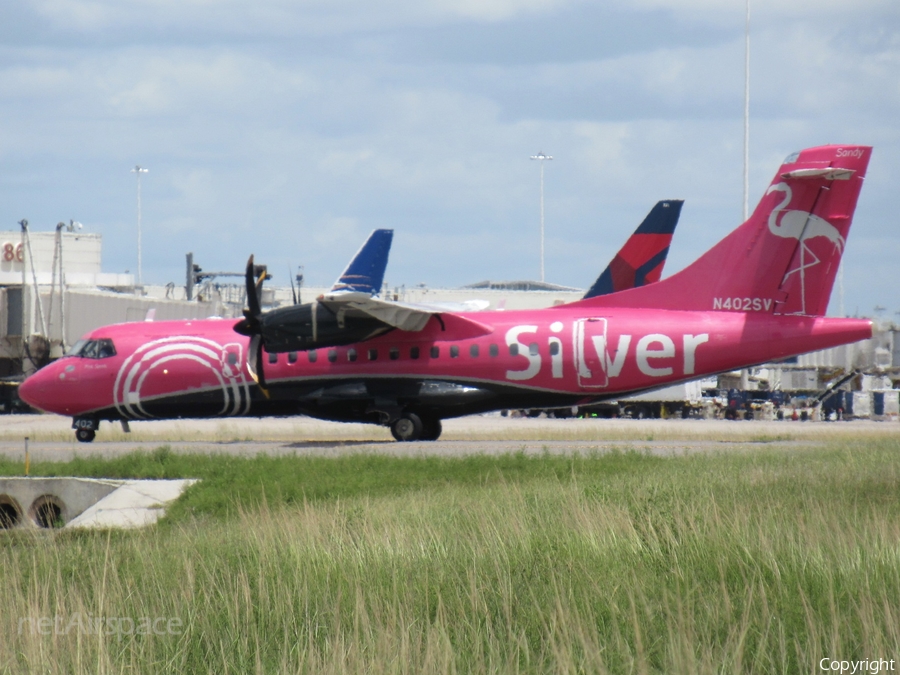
[252,303,392,352]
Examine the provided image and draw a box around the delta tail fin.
[329,229,394,296]
[583,200,683,299]
[569,145,871,316]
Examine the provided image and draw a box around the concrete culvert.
[0,496,22,529]
[30,495,66,529]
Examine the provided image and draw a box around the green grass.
[3,441,900,673]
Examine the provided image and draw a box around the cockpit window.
[64,339,87,357]
[67,338,116,359]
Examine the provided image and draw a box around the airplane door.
[221,343,243,379]
[574,318,608,388]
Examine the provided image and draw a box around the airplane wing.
[237,256,493,372]
[583,200,683,299]
[318,292,492,337]
[319,292,433,331]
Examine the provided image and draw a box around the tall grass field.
[3,438,900,673]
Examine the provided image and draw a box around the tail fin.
[583,200,683,298]
[329,229,394,296]
[570,145,871,316]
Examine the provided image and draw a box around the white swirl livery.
[113,336,251,419]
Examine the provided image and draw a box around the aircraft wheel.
[420,418,442,441]
[391,413,423,442]
[75,428,96,443]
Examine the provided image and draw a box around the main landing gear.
[389,413,442,442]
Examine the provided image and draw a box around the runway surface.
[0,413,895,462]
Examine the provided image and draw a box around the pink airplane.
[19,145,872,442]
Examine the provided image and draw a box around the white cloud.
[25,0,591,35]
[624,0,895,21]
[429,0,581,22]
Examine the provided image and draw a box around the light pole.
[530,151,552,282]
[131,165,149,287]
[742,0,750,221]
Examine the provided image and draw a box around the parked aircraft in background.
[19,145,872,442]
[583,199,682,299]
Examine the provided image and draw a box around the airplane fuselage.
[19,308,872,432]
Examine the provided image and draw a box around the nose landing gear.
[75,428,96,443]
[72,417,98,443]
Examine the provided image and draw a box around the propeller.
[288,263,298,304]
[235,255,269,393]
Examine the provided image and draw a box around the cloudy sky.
[1,0,898,316]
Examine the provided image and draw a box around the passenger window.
[368,349,378,361]
[347,349,357,362]
[509,344,519,356]
[227,352,239,365]
[489,344,499,357]
[450,345,459,358]
[328,349,337,363]
[410,347,420,360]
[268,352,278,364]
[308,350,318,363]
[470,344,479,358]
[430,346,440,358]
[529,343,539,356]
[288,352,298,364]
[549,341,560,356]
[390,348,400,360]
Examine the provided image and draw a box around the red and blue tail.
[569,145,871,316]
[583,200,682,298]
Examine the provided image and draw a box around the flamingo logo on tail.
[765,182,845,315]
[766,183,845,252]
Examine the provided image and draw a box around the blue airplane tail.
[583,200,683,299]
[330,229,394,295]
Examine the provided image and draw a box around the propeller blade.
[245,255,261,319]
[256,337,268,392]
[288,264,298,304]
[240,256,269,397]
[247,335,270,397]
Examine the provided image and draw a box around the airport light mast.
[743,0,750,221]
[131,165,148,288]
[530,151,552,282]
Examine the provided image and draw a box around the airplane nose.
[19,370,48,410]
[18,366,59,413]
[17,372,43,409]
